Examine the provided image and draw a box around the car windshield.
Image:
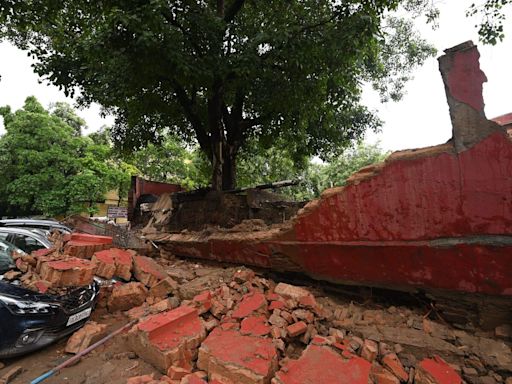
[0,240,24,273]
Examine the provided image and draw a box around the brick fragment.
[191,291,212,315]
[64,233,112,258]
[180,375,207,384]
[108,282,148,312]
[167,365,191,380]
[241,316,271,336]
[150,277,178,299]
[272,344,371,384]
[39,257,96,287]
[274,283,313,303]
[28,280,51,294]
[233,268,255,283]
[133,255,168,287]
[0,366,22,384]
[2,270,21,281]
[231,291,267,319]
[197,328,278,384]
[361,339,378,362]
[381,353,408,382]
[269,301,285,311]
[415,356,462,384]
[128,306,206,373]
[287,321,307,337]
[65,321,108,354]
[126,374,155,384]
[370,363,400,384]
[92,248,133,280]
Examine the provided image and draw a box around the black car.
[0,241,99,358]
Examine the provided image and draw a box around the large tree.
[0,1,435,190]
[0,97,130,216]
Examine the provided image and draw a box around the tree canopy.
[0,97,132,217]
[0,0,435,190]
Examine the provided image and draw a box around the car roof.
[0,227,53,247]
[0,219,67,227]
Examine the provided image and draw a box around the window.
[0,243,15,273]
[11,234,46,254]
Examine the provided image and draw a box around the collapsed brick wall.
[150,42,512,306]
[162,190,305,232]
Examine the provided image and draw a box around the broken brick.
[28,280,51,294]
[361,339,379,362]
[133,255,168,287]
[240,315,271,336]
[91,250,116,279]
[108,282,148,312]
[415,356,462,384]
[381,353,408,382]
[191,291,212,315]
[274,282,315,305]
[126,374,155,384]
[167,365,191,380]
[39,257,96,287]
[233,268,255,283]
[272,344,371,384]
[287,321,307,337]
[65,321,108,354]
[180,375,207,384]
[64,233,112,259]
[370,363,400,384]
[150,277,178,299]
[0,366,22,384]
[197,328,278,384]
[128,306,206,373]
[269,301,285,311]
[231,291,267,319]
[92,248,134,280]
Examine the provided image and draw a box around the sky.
[0,1,510,151]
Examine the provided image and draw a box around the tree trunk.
[222,147,237,190]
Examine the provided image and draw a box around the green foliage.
[468,0,511,45]
[125,136,209,190]
[319,142,389,189]
[0,97,130,217]
[0,0,435,188]
[49,101,87,136]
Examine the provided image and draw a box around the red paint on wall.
[446,48,487,111]
[294,132,512,243]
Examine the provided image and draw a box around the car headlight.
[0,294,60,315]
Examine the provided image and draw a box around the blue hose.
[30,370,55,384]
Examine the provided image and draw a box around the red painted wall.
[294,131,512,242]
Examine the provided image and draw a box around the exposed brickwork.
[39,257,96,287]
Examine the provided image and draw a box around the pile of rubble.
[3,234,510,383]
[65,253,511,384]
[1,232,114,294]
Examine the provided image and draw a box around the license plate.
[66,307,92,326]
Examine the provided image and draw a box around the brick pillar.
[438,41,501,152]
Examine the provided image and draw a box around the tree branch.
[224,0,246,23]
[167,79,210,155]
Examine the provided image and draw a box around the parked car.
[0,240,99,358]
[0,219,72,234]
[0,227,52,254]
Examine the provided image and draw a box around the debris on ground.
[1,229,510,383]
